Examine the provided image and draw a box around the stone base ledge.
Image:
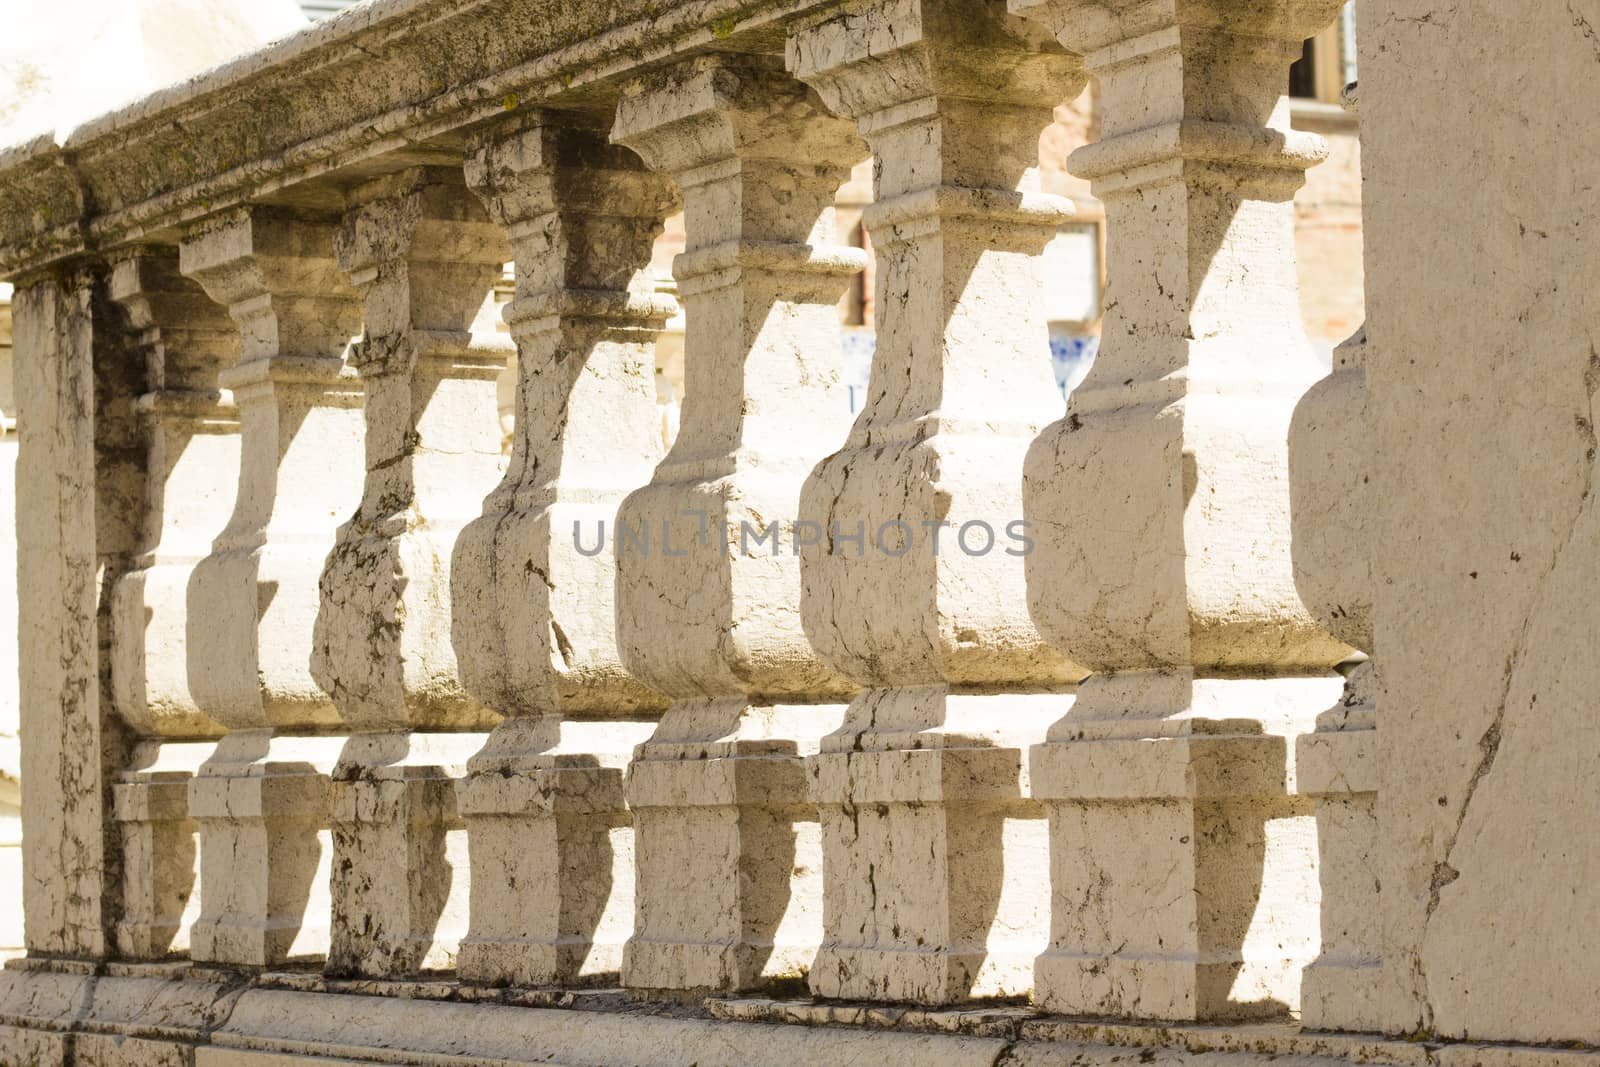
[708,998,1600,1067]
[3,962,1598,1067]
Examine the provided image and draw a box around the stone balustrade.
[7,0,1586,1063]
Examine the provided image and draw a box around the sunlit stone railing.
[0,0,1372,1045]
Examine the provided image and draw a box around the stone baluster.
[785,0,1087,1004]
[1292,274,1378,1032]
[178,208,366,967]
[609,54,866,994]
[311,167,510,977]
[105,248,240,958]
[452,112,676,987]
[1008,0,1354,1021]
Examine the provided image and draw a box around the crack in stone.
[1413,343,1600,1028]
[1571,0,1600,61]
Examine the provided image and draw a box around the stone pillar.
[178,208,366,967]
[452,113,675,987]
[1009,0,1353,1022]
[0,285,17,965]
[785,0,1086,1004]
[1360,1,1600,1044]
[311,167,509,977]
[609,54,866,994]
[11,267,128,959]
[105,248,240,959]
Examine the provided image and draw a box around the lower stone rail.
[1,962,1592,1067]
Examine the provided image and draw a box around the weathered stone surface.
[610,53,865,994]
[1292,322,1373,659]
[0,962,248,1063]
[11,257,151,962]
[1361,0,1600,1045]
[787,0,1085,1004]
[178,207,365,967]
[325,738,481,977]
[452,113,675,987]
[0,1,309,968]
[13,964,1600,1067]
[1009,0,1353,1021]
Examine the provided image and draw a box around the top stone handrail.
[0,0,848,279]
